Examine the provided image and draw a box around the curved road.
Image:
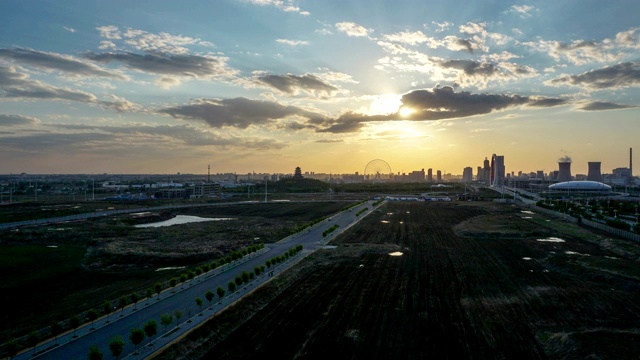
[12,200,382,360]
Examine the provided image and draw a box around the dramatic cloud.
[158,97,326,129]
[578,101,637,111]
[0,114,39,126]
[399,86,565,120]
[548,62,640,89]
[84,51,238,79]
[255,74,338,95]
[435,59,538,87]
[335,22,372,37]
[0,48,126,79]
[0,65,97,102]
[96,26,215,54]
[316,87,566,133]
[0,66,139,112]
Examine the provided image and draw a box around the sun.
[398,106,415,118]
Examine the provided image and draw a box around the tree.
[69,316,80,337]
[27,331,39,355]
[143,320,157,345]
[50,321,62,343]
[174,310,182,328]
[87,309,98,330]
[241,271,250,283]
[216,286,225,299]
[87,344,103,360]
[129,328,145,353]
[103,300,113,323]
[205,290,214,308]
[195,297,203,314]
[109,336,125,360]
[146,288,153,301]
[118,296,128,316]
[195,267,203,276]
[130,291,139,309]
[170,278,177,288]
[235,275,243,286]
[228,281,236,292]
[154,282,163,298]
[160,313,173,332]
[5,338,19,359]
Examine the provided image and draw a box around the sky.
[1,0,639,176]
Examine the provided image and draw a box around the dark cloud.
[439,60,500,77]
[578,101,637,111]
[400,86,565,120]
[317,87,566,133]
[158,97,326,128]
[0,47,126,79]
[256,74,338,95]
[84,51,237,78]
[549,62,640,89]
[315,139,343,143]
[0,114,39,126]
[0,65,97,102]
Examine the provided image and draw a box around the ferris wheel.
[364,159,392,181]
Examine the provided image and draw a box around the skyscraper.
[427,168,433,182]
[491,154,505,186]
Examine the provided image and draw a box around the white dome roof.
[548,181,612,190]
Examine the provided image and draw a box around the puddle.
[135,215,236,228]
[522,257,532,260]
[399,221,404,224]
[605,256,618,260]
[389,252,403,256]
[522,216,532,219]
[47,245,58,248]
[380,220,390,224]
[521,210,534,214]
[406,211,410,214]
[156,266,186,271]
[545,220,551,222]
[537,237,565,243]
[323,246,337,250]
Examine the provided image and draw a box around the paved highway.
[13,200,381,360]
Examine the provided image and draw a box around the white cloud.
[243,0,309,15]
[509,5,535,18]
[432,21,452,33]
[63,26,76,33]
[96,26,215,54]
[276,39,309,46]
[383,31,429,45]
[335,22,372,37]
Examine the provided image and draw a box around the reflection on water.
[521,210,534,214]
[389,252,403,256]
[135,215,236,228]
[537,237,565,243]
[156,266,186,271]
[381,220,390,224]
[522,257,532,260]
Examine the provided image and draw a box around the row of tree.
[2,243,266,358]
[86,245,304,360]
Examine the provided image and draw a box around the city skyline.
[1,1,639,175]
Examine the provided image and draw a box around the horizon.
[1,1,639,175]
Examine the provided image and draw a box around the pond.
[135,215,236,228]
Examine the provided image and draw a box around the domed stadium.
[547,181,612,197]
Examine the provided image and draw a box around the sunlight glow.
[399,107,415,118]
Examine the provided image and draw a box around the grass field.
[0,201,349,343]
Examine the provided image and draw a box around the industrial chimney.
[587,162,602,182]
[557,161,572,182]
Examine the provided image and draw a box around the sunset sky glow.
[1,0,639,176]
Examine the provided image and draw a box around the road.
[12,200,381,360]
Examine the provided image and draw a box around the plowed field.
[156,202,640,359]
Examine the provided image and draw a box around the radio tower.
[208,164,210,182]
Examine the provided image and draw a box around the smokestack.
[557,161,572,182]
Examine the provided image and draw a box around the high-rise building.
[463,167,473,182]
[436,170,442,182]
[587,162,602,182]
[427,168,433,182]
[491,154,505,186]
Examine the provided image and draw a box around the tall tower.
[557,161,572,182]
[630,147,633,178]
[587,162,602,182]
[491,154,505,186]
[427,168,433,182]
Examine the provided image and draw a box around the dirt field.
[155,201,640,359]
